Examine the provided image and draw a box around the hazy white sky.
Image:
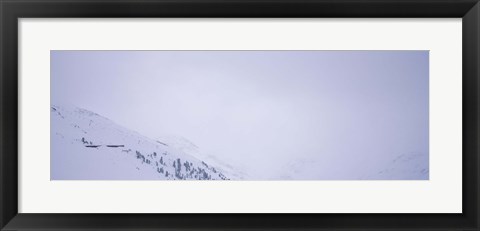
[51,51,428,179]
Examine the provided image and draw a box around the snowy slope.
[361,153,429,180]
[277,152,428,180]
[51,105,233,180]
[157,135,250,180]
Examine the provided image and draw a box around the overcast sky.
[51,50,429,179]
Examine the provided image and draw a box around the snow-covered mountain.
[51,105,234,180]
[51,104,428,181]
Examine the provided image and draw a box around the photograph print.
[51,50,429,180]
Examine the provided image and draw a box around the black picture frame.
[1,0,479,230]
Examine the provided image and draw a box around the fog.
[51,50,428,179]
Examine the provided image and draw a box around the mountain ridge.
[51,104,234,180]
